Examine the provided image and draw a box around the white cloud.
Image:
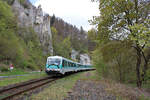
[33,0,99,31]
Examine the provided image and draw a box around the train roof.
[47,56,92,66]
[47,56,62,59]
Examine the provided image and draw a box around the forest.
[89,0,150,88]
[51,15,88,59]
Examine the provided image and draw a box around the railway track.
[0,76,58,100]
[0,70,95,100]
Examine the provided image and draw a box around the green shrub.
[92,41,137,83]
[139,94,149,100]
[2,0,14,5]
[0,64,9,72]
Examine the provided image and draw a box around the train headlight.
[47,68,50,71]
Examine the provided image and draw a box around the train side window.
[70,63,71,67]
[68,62,70,67]
[66,61,68,67]
[65,61,67,67]
[67,61,69,67]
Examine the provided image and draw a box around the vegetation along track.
[0,76,58,100]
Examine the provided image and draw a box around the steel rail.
[0,78,57,100]
[0,69,95,100]
[0,76,57,100]
[0,76,52,94]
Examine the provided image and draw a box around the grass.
[0,72,47,87]
[0,68,32,76]
[139,94,150,100]
[29,70,150,100]
[127,82,150,90]
[31,71,99,100]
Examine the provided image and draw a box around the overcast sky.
[29,0,99,31]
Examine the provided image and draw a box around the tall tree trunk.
[136,46,142,88]
[141,53,150,82]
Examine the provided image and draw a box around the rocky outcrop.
[11,0,53,54]
[71,50,91,65]
[71,49,79,61]
[80,54,91,65]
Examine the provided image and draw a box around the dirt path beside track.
[64,80,116,100]
[64,72,150,100]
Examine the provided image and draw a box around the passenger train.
[45,56,93,75]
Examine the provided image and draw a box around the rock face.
[71,49,79,61]
[11,0,53,54]
[80,54,91,65]
[71,50,91,65]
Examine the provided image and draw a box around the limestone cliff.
[11,0,53,54]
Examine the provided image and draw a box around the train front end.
[45,56,62,75]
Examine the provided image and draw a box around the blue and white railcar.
[45,56,92,75]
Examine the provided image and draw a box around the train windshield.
[47,58,61,65]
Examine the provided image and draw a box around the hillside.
[0,0,89,72]
[51,16,89,59]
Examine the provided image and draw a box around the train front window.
[47,58,60,65]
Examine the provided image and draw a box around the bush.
[2,0,14,5]
[0,64,9,72]
[92,41,137,83]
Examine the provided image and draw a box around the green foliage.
[92,47,106,76]
[92,41,137,82]
[51,27,72,59]
[50,14,55,26]
[0,0,23,65]
[0,72,47,86]
[88,28,97,42]
[0,64,9,72]
[139,94,150,100]
[129,24,150,47]
[0,0,45,71]
[61,37,72,58]
[71,37,88,53]
[17,27,45,70]
[2,0,14,5]
[101,41,136,82]
[52,17,88,54]
[88,28,97,51]
[91,0,150,87]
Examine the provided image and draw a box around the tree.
[0,0,21,62]
[50,14,55,26]
[80,26,84,34]
[51,27,72,58]
[92,0,150,87]
[88,28,97,51]
[101,41,135,82]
